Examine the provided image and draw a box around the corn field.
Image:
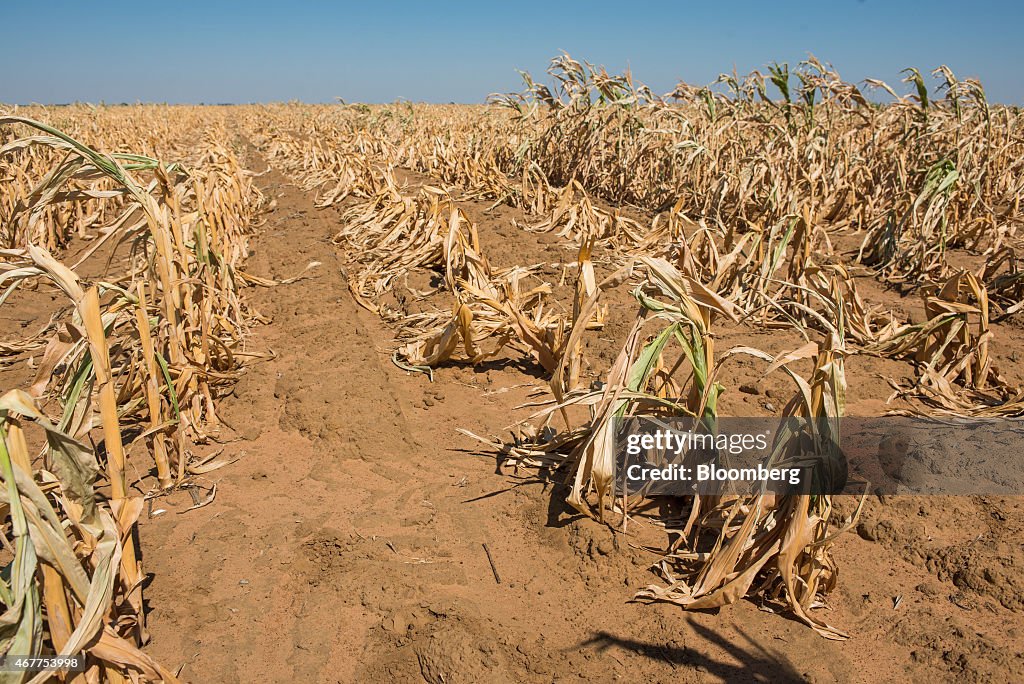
[2,54,1023,678]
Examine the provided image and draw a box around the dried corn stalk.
[0,391,179,680]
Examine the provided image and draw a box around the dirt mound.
[360,602,514,683]
[890,610,1024,682]
[856,496,1024,612]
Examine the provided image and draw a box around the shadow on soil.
[581,622,804,683]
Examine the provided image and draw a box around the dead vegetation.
[1,52,1023,679]
[242,54,1023,642]
[1,109,264,681]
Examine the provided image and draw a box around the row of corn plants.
[0,110,265,681]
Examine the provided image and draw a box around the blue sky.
[3,1,1021,104]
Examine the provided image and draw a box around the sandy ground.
[5,134,1018,683]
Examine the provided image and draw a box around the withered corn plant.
[1,390,180,682]
[461,258,855,637]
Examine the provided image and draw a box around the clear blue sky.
[3,1,1021,104]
